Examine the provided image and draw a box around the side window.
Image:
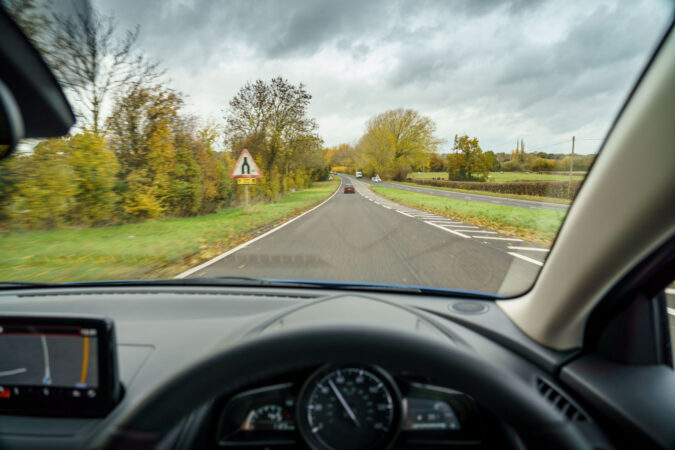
[667,282,675,367]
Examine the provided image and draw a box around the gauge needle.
[328,379,360,427]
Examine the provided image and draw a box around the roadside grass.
[410,171,586,182]
[393,181,572,205]
[0,180,339,283]
[372,185,566,245]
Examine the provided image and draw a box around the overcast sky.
[93,0,673,155]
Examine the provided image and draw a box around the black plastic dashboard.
[0,286,600,449]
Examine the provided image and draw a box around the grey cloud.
[92,0,672,151]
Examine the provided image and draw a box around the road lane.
[360,178,569,211]
[193,177,540,295]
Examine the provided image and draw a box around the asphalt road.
[359,178,570,211]
[194,176,542,295]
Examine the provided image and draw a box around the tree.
[446,135,491,181]
[107,85,183,177]
[224,77,322,197]
[484,151,500,171]
[6,139,76,229]
[529,157,555,172]
[107,86,207,218]
[429,153,446,172]
[42,1,162,132]
[224,77,318,171]
[359,109,441,180]
[191,124,233,213]
[520,138,525,162]
[65,132,119,225]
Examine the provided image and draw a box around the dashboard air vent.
[535,377,588,422]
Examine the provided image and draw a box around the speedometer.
[297,365,402,450]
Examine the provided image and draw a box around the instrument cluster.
[215,364,483,449]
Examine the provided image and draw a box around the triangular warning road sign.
[230,149,262,178]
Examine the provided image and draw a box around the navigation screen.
[0,324,98,398]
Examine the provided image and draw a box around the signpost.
[230,149,262,211]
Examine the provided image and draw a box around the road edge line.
[174,177,343,279]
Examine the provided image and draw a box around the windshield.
[0,0,672,296]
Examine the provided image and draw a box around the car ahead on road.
[344,183,355,193]
[0,4,673,450]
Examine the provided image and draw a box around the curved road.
[191,176,543,296]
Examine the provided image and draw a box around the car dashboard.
[0,285,602,449]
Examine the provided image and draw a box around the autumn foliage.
[0,86,233,230]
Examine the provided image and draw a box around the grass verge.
[372,185,566,245]
[393,181,572,205]
[0,180,339,283]
[410,171,586,182]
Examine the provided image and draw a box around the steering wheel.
[96,326,592,449]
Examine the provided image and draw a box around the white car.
[355,171,363,178]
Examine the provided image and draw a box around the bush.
[501,159,523,171]
[528,158,555,172]
[411,178,582,199]
[391,164,412,181]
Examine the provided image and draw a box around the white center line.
[665,288,675,295]
[468,231,498,234]
[424,221,470,238]
[440,225,479,229]
[667,307,675,317]
[508,252,544,266]
[508,246,550,252]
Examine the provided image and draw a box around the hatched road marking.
[424,221,471,238]
[508,252,544,266]
[354,176,549,267]
[477,237,523,242]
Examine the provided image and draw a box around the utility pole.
[567,136,575,198]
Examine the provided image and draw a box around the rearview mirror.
[0,7,75,160]
[0,78,25,159]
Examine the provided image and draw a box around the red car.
[344,184,355,193]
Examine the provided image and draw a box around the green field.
[411,171,586,182]
[0,180,338,283]
[393,181,572,205]
[372,186,566,244]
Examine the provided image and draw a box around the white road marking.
[397,211,414,217]
[667,307,675,317]
[508,246,550,252]
[439,225,479,229]
[478,237,523,242]
[0,368,27,377]
[175,178,344,278]
[468,231,498,234]
[424,221,470,238]
[665,288,675,295]
[381,205,392,209]
[508,252,544,266]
